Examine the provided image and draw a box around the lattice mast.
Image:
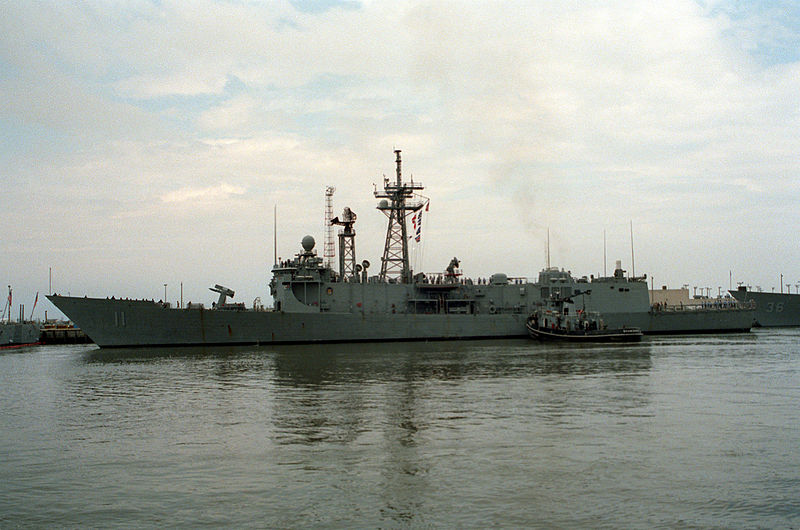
[375,150,425,283]
[323,186,335,267]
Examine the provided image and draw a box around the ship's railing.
[650,299,755,312]
[415,275,531,286]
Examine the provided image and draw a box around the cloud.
[3,0,800,316]
[160,183,246,204]
[115,71,230,99]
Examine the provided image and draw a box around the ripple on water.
[1,335,799,527]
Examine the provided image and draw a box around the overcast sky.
[3,0,800,319]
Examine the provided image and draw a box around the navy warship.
[730,285,800,327]
[48,151,754,347]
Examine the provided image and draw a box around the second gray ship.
[730,285,800,327]
[48,151,753,347]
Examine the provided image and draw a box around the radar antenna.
[331,207,357,280]
[375,150,425,283]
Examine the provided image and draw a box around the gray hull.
[730,288,800,327]
[48,291,753,348]
[47,296,529,347]
[579,309,752,335]
[642,308,753,334]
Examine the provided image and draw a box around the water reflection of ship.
[270,341,651,384]
[80,340,654,524]
[84,339,653,379]
[270,343,433,522]
[88,341,651,447]
[269,345,653,453]
[267,338,655,521]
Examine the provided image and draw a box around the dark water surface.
[2,330,798,528]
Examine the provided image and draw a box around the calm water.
[1,330,798,528]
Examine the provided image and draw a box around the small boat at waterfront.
[526,289,643,343]
[1,287,40,347]
[0,321,40,348]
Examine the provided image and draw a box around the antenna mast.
[323,186,336,267]
[630,220,635,279]
[1,286,10,323]
[546,228,551,269]
[375,150,425,283]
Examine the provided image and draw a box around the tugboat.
[526,289,643,342]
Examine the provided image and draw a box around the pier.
[39,323,91,344]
